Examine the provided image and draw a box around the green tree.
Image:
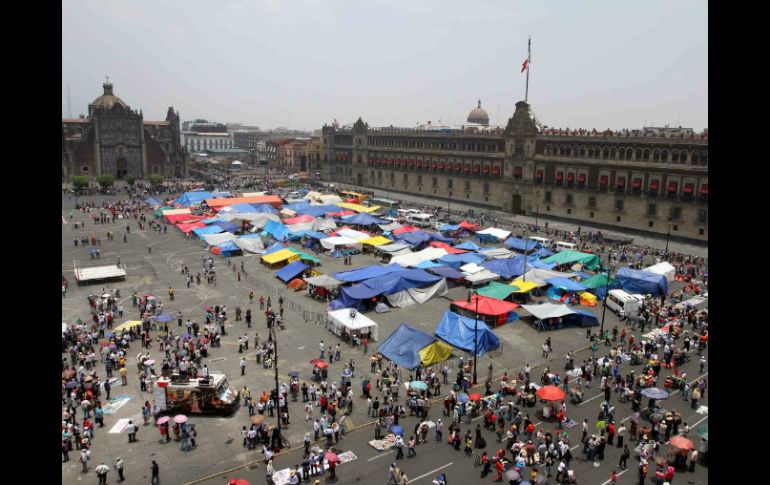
[148,174,164,186]
[125,175,136,186]
[72,176,89,190]
[96,174,115,188]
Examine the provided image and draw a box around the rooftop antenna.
[67,82,72,118]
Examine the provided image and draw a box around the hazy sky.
[62,0,707,131]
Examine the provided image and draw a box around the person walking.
[617,424,626,449]
[115,457,125,482]
[619,444,630,469]
[151,460,160,485]
[240,358,246,376]
[95,463,109,484]
[79,448,90,473]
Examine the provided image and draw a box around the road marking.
[407,462,453,483]
[367,450,395,462]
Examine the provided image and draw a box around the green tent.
[153,206,174,218]
[288,248,322,265]
[477,281,517,300]
[580,273,617,289]
[697,423,708,441]
[542,249,602,271]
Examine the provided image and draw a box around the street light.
[599,259,616,336]
[665,217,672,255]
[270,325,285,447]
[447,189,452,222]
[467,289,479,385]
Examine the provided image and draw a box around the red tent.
[458,220,481,231]
[282,214,315,224]
[326,210,355,217]
[429,241,467,254]
[451,294,519,327]
[177,221,207,234]
[392,225,419,235]
[166,214,203,224]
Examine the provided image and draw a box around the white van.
[605,289,641,319]
[406,212,434,228]
[555,241,578,252]
[530,236,552,247]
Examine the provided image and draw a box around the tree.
[72,176,89,190]
[125,175,136,186]
[148,174,164,186]
[96,174,115,188]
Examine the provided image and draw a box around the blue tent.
[276,261,310,283]
[454,240,481,251]
[415,260,444,269]
[263,219,291,241]
[435,311,500,357]
[145,196,162,207]
[427,265,465,280]
[394,231,432,246]
[252,204,278,214]
[202,217,226,224]
[342,213,389,226]
[334,263,406,283]
[504,237,540,252]
[564,310,600,327]
[174,191,228,207]
[212,221,240,233]
[530,247,554,258]
[296,204,341,217]
[333,269,442,308]
[476,233,499,243]
[261,242,286,256]
[481,256,534,279]
[545,277,588,292]
[225,203,257,213]
[216,241,242,257]
[376,324,436,370]
[438,252,487,268]
[616,267,668,297]
[439,224,461,232]
[192,225,224,238]
[292,230,329,240]
[530,259,558,270]
[427,232,454,243]
[283,201,311,211]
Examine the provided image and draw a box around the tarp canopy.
[543,250,603,271]
[282,201,311,212]
[478,247,515,259]
[435,311,500,356]
[545,277,588,292]
[214,241,241,256]
[378,241,413,254]
[263,219,291,241]
[464,269,502,285]
[223,212,281,228]
[509,280,540,293]
[504,237,540,252]
[252,203,279,214]
[476,227,511,241]
[291,229,329,241]
[212,221,240,233]
[579,273,617,289]
[203,232,237,246]
[395,231,433,246]
[427,232,454,243]
[225,203,258,213]
[531,247,555,258]
[377,324,439,370]
[415,260,445,269]
[162,207,192,216]
[452,294,519,316]
[145,196,162,207]
[202,217,226,224]
[261,248,300,265]
[418,340,454,367]
[529,259,558,270]
[361,236,393,247]
[320,236,361,250]
[439,224,461,232]
[153,206,174,217]
[192,225,224,237]
[233,236,265,253]
[327,308,379,341]
[391,247,448,268]
[335,202,380,213]
[295,204,343,218]
[261,242,287,256]
[287,248,322,265]
[312,218,338,232]
[342,212,389,226]
[520,302,577,320]
[333,263,405,283]
[643,261,676,282]
[616,267,669,297]
[336,228,371,241]
[392,225,419,235]
[333,269,441,308]
[174,191,218,207]
[427,265,465,280]
[304,274,343,289]
[477,281,518,300]
[512,268,577,287]
[458,220,481,231]
[429,241,467,254]
[276,261,310,283]
[282,214,315,225]
[177,221,207,234]
[379,222,403,233]
[207,195,283,209]
[481,256,534,279]
[454,240,481,251]
[438,252,487,268]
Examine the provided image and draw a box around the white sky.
[62,0,707,131]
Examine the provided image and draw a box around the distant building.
[62,81,187,180]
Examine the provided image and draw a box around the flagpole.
[525,36,531,103]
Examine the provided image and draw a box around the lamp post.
[270,325,284,446]
[467,289,479,385]
[599,259,615,336]
[665,217,672,255]
[447,189,452,222]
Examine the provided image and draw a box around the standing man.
[168,287,174,301]
[115,457,125,482]
[95,463,109,485]
[151,460,160,485]
[240,358,246,376]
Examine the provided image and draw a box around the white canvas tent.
[336,228,371,241]
[320,236,362,250]
[234,237,265,253]
[478,247,515,259]
[513,268,577,287]
[327,308,379,341]
[643,261,676,282]
[385,279,448,308]
[463,269,501,285]
[390,247,448,268]
[203,232,238,246]
[476,227,512,241]
[520,302,577,320]
[304,274,343,289]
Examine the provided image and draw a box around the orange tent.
[206,195,282,209]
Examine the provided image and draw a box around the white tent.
[285,221,315,233]
[336,228,371,241]
[234,237,265,253]
[378,222,403,232]
[643,261,676,282]
[390,247,448,268]
[327,308,379,341]
[476,227,512,241]
[222,212,280,228]
[520,302,577,320]
[386,279,448,308]
[464,269,501,285]
[318,194,343,204]
[203,232,238,246]
[231,161,243,165]
[320,236,362,250]
[313,219,337,232]
[513,268,577,287]
[460,262,485,274]
[478,247,515,259]
[304,274,343,289]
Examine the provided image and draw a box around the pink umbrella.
[156,416,170,425]
[173,414,188,424]
[144,360,156,366]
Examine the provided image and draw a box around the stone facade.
[320,102,708,243]
[62,82,188,180]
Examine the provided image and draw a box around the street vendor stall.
[327,308,379,341]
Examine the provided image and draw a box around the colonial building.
[321,101,708,243]
[62,81,187,180]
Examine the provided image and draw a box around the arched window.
[672,151,679,162]
[580,146,587,157]
[635,148,642,160]
[602,147,609,159]
[626,148,633,159]
[701,150,708,164]
[660,149,669,162]
[610,148,616,159]
[680,151,689,163]
[643,149,650,160]
[618,148,625,160]
[559,146,566,156]
[691,151,700,164]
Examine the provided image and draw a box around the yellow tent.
[509,280,539,293]
[335,202,381,213]
[361,236,393,247]
[113,320,143,332]
[578,291,597,306]
[419,340,454,367]
[261,248,301,265]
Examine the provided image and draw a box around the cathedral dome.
[467,99,489,126]
[91,82,128,110]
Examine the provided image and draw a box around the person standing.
[616,424,626,449]
[79,448,90,473]
[115,457,125,482]
[151,460,160,485]
[619,444,630,469]
[95,462,109,484]
[240,358,246,376]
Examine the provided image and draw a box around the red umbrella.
[468,393,482,401]
[536,385,566,402]
[324,451,339,463]
[229,479,250,485]
[309,358,326,366]
[315,361,328,369]
[669,435,694,450]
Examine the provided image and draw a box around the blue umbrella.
[640,388,669,400]
[105,332,114,337]
[156,314,174,323]
[409,381,428,391]
[181,332,191,339]
[288,371,299,378]
[341,369,353,379]
[456,393,469,403]
[390,425,403,436]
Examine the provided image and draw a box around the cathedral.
[62,81,188,181]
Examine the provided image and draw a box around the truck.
[152,372,239,415]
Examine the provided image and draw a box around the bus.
[338,190,368,203]
[366,197,400,210]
